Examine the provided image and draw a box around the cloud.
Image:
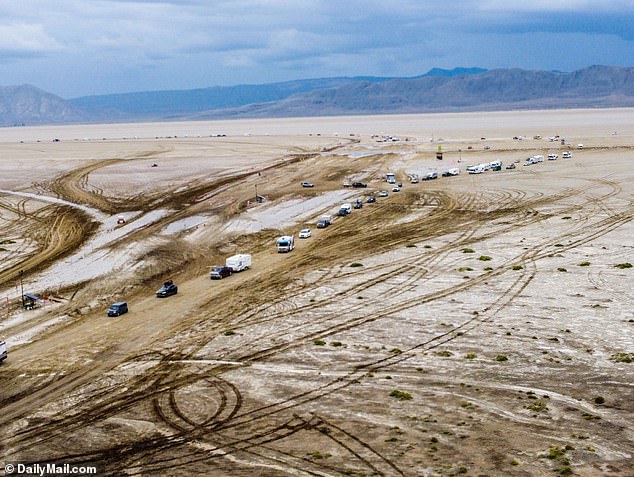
[0,23,63,58]
[0,0,633,96]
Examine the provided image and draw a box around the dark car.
[317,220,328,228]
[353,200,363,209]
[107,302,128,317]
[156,279,178,297]
[351,182,368,188]
[366,195,376,203]
[210,266,232,279]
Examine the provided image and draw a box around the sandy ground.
[0,109,633,477]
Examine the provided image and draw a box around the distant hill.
[422,67,487,77]
[204,65,634,118]
[0,85,86,126]
[68,76,394,121]
[2,66,634,125]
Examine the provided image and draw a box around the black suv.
[210,266,232,279]
[352,182,367,188]
[353,200,363,209]
[366,195,376,203]
[156,280,178,297]
[107,302,128,317]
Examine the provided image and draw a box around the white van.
[468,165,485,174]
[547,153,558,160]
[533,155,544,163]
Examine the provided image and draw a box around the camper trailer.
[226,254,252,272]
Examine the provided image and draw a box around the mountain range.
[1,66,633,126]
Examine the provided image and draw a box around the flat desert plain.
[0,109,633,477]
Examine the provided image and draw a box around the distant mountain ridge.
[2,66,634,126]
[0,85,86,126]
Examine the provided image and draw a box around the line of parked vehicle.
[104,253,253,316]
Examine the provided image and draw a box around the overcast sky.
[1,0,633,98]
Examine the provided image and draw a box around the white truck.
[226,254,252,272]
[337,203,352,216]
[276,235,295,253]
[386,172,396,184]
[317,214,333,228]
[0,339,7,363]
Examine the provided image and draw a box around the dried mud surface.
[0,110,633,477]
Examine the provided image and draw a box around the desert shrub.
[465,353,477,359]
[390,348,402,354]
[350,262,363,267]
[436,350,453,357]
[424,245,432,248]
[484,266,493,271]
[406,244,417,248]
[313,339,326,346]
[390,389,413,400]
[478,255,492,261]
[557,267,567,272]
[495,354,508,362]
[594,396,605,404]
[615,262,632,269]
[307,451,330,459]
[512,265,523,270]
[462,248,475,253]
[330,341,343,347]
[525,401,548,412]
[457,267,474,272]
[223,330,235,336]
[610,352,633,363]
[579,261,590,267]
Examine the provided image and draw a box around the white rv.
[226,254,252,272]
[0,339,7,363]
[276,235,295,253]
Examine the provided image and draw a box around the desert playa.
[0,108,633,476]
